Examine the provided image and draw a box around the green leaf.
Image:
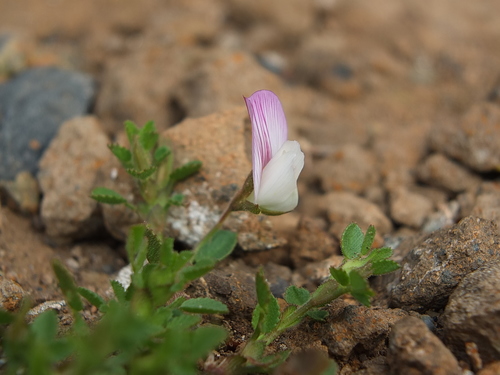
[341,223,364,259]
[124,120,139,144]
[31,310,58,341]
[170,160,202,182]
[366,247,393,263]
[91,187,128,205]
[126,225,148,272]
[255,269,280,334]
[126,166,157,180]
[371,260,400,275]
[284,286,310,305]
[194,230,237,263]
[154,146,171,164]
[77,287,107,312]
[145,228,162,264]
[349,271,374,307]
[306,309,329,321]
[108,144,132,164]
[52,260,84,311]
[361,225,376,255]
[139,121,158,151]
[176,259,214,287]
[330,267,349,286]
[159,237,175,266]
[168,313,201,330]
[0,309,14,324]
[179,298,229,314]
[110,280,127,303]
[190,325,227,359]
[169,193,184,206]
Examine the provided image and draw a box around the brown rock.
[289,216,339,268]
[0,274,27,312]
[389,216,500,312]
[0,171,40,214]
[478,362,500,375]
[173,50,284,118]
[416,153,481,193]
[317,144,379,195]
[442,261,500,365]
[389,187,434,229]
[38,116,109,242]
[322,301,408,359]
[431,103,500,172]
[470,191,500,234]
[325,191,393,242]
[388,316,461,375]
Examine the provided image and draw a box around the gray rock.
[442,261,500,365]
[431,103,500,173]
[0,67,95,180]
[38,116,109,242]
[389,216,500,312]
[388,316,461,375]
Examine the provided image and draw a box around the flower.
[244,90,304,214]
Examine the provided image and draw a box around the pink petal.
[244,90,288,200]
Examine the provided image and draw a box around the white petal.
[250,141,304,213]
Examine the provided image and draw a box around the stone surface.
[289,216,339,268]
[416,153,481,193]
[325,191,393,242]
[431,103,500,173]
[389,187,434,229]
[38,116,109,241]
[173,50,284,118]
[470,191,500,234]
[0,273,27,312]
[387,316,461,375]
[0,171,39,214]
[158,107,286,251]
[322,301,408,359]
[389,216,500,312]
[441,261,500,365]
[0,34,26,80]
[0,67,95,180]
[317,144,379,195]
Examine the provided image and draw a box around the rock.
[38,116,109,241]
[325,191,393,242]
[95,41,203,134]
[299,254,344,285]
[431,103,500,172]
[161,107,287,251]
[0,274,27,312]
[0,171,40,214]
[262,262,292,298]
[389,187,434,229]
[388,316,461,375]
[478,362,500,375]
[173,50,284,118]
[389,216,500,312]
[0,34,26,80]
[441,262,500,365]
[416,153,481,193]
[470,191,500,233]
[0,67,95,180]
[321,301,408,359]
[316,144,380,195]
[289,216,339,269]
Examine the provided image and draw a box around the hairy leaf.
[154,146,171,164]
[91,187,128,205]
[255,269,280,334]
[78,287,107,312]
[371,260,400,275]
[284,286,310,305]
[108,144,132,164]
[170,160,202,182]
[330,267,349,286]
[306,309,328,321]
[180,298,229,314]
[361,225,376,255]
[126,166,157,180]
[52,260,83,311]
[194,230,237,263]
[341,223,364,259]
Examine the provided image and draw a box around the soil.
[1,0,500,374]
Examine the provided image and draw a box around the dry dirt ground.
[1,1,500,374]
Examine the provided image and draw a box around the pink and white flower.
[244,90,304,214]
